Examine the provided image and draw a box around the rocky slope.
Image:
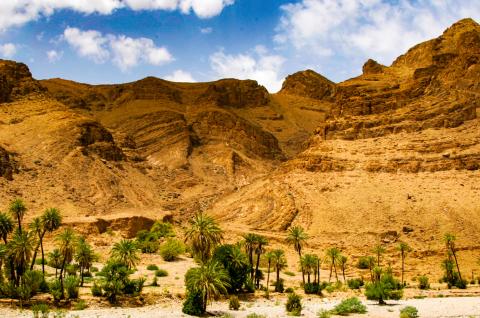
[0,18,479,276]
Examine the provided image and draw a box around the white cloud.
[63,28,110,63]
[0,43,17,58]
[164,69,196,82]
[46,50,63,63]
[276,0,480,65]
[63,27,173,71]
[0,0,233,31]
[200,27,213,34]
[210,48,285,93]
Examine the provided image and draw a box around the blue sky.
[0,1,479,92]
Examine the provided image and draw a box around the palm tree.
[301,254,318,284]
[325,247,340,282]
[271,249,287,292]
[444,233,462,281]
[75,237,97,286]
[397,242,411,285]
[265,251,274,292]
[29,217,43,270]
[39,208,62,274]
[185,213,223,263]
[185,260,230,314]
[48,249,62,278]
[9,198,27,233]
[254,235,268,288]
[243,233,257,278]
[367,256,376,282]
[338,255,348,282]
[373,245,386,266]
[0,212,14,243]
[286,226,308,284]
[0,243,7,272]
[8,230,35,285]
[111,239,139,269]
[56,227,77,299]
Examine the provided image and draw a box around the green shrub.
[331,297,367,315]
[147,264,159,271]
[274,279,285,293]
[155,269,168,277]
[151,276,158,287]
[244,276,255,293]
[365,271,403,305]
[49,279,62,302]
[124,277,146,296]
[32,303,50,318]
[213,244,249,294]
[135,230,160,254]
[400,306,418,318]
[285,287,294,293]
[304,282,323,294]
[285,292,302,316]
[229,295,240,310]
[150,221,175,238]
[357,257,371,269]
[418,275,430,290]
[246,315,267,318]
[91,281,103,297]
[317,309,331,318]
[284,271,295,276]
[90,266,99,273]
[74,300,88,310]
[22,270,44,296]
[159,239,185,261]
[64,275,80,299]
[182,290,204,316]
[347,278,364,290]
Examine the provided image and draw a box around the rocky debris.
[381,230,399,243]
[78,121,125,161]
[0,146,16,180]
[191,110,285,160]
[197,79,270,108]
[0,59,42,103]
[279,69,336,100]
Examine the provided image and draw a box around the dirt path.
[2,297,480,318]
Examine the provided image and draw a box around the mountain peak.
[279,69,336,100]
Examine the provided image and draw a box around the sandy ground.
[2,296,480,318]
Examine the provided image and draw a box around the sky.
[0,1,479,92]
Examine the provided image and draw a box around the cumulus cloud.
[276,0,480,65]
[46,50,63,63]
[210,46,285,93]
[0,0,234,31]
[164,70,196,82]
[0,43,17,58]
[63,27,173,71]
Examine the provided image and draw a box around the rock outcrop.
[279,69,336,100]
[0,146,16,180]
[78,121,125,161]
[0,60,42,103]
[197,79,270,108]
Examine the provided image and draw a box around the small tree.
[56,228,77,299]
[254,235,268,288]
[338,254,348,282]
[271,249,287,292]
[373,245,386,267]
[75,237,97,286]
[286,226,308,285]
[111,239,139,269]
[325,247,340,282]
[397,242,411,286]
[365,268,403,304]
[185,213,223,264]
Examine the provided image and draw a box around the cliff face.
[0,60,42,102]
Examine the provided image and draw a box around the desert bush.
[91,281,103,297]
[65,275,80,299]
[151,276,159,287]
[244,276,255,293]
[304,282,324,294]
[147,264,159,271]
[229,295,240,310]
[90,266,99,272]
[49,279,63,302]
[357,257,371,269]
[124,277,146,296]
[285,292,302,316]
[246,314,267,318]
[284,271,295,276]
[150,221,175,238]
[155,269,168,277]
[32,303,50,318]
[400,306,419,318]
[331,297,367,315]
[365,271,403,305]
[317,309,331,318]
[182,290,204,316]
[22,270,44,296]
[159,239,185,261]
[418,275,430,290]
[74,300,88,310]
[135,230,160,253]
[274,279,285,293]
[347,278,364,290]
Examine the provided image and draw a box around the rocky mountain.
[0,18,479,276]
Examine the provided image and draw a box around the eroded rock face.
[0,60,42,103]
[197,79,270,108]
[78,122,125,161]
[362,59,386,75]
[191,110,285,160]
[279,69,336,100]
[0,146,16,180]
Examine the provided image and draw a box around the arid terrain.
[1,18,480,317]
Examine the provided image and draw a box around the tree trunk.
[333,263,339,282]
[451,249,463,281]
[401,251,405,285]
[342,266,346,282]
[275,267,280,292]
[307,272,311,284]
[255,251,261,288]
[298,250,305,285]
[266,259,271,292]
[80,267,84,287]
[317,259,321,285]
[329,263,333,282]
[59,256,67,299]
[40,238,46,276]
[17,216,22,234]
[30,232,45,270]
